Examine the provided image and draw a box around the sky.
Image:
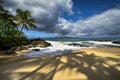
[2,0,120,38]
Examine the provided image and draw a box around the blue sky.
[64,0,120,21]
[3,0,120,38]
[23,30,59,39]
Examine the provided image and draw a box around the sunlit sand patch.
[60,56,68,63]
[13,65,40,73]
[53,67,88,80]
[9,73,24,80]
[16,50,31,55]
[20,59,38,63]
[81,48,120,58]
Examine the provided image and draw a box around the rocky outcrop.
[16,38,52,51]
[0,38,52,54]
[30,38,51,47]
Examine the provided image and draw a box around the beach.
[1,0,120,80]
[0,48,120,80]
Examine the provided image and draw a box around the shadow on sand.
[0,51,120,80]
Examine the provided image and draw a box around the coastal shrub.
[0,36,29,50]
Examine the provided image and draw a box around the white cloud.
[57,8,120,37]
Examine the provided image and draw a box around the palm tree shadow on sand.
[0,51,120,80]
[57,51,120,80]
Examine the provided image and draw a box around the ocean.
[18,37,120,58]
[45,37,120,42]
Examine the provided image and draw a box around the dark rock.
[67,43,90,47]
[105,45,120,48]
[68,43,80,46]
[112,41,120,45]
[32,49,40,51]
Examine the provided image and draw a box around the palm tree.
[0,7,17,38]
[15,9,36,31]
[0,0,4,17]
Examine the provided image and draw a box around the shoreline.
[0,47,120,58]
[1,39,120,58]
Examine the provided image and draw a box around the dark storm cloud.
[3,0,73,33]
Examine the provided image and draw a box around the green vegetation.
[0,1,36,50]
[0,37,29,50]
[15,9,36,31]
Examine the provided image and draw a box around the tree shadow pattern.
[0,51,120,80]
[58,52,120,80]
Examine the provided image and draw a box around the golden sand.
[0,48,120,80]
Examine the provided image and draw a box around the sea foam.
[18,41,81,58]
[18,41,120,58]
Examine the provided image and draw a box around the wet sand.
[0,48,120,80]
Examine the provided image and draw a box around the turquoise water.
[45,37,120,42]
